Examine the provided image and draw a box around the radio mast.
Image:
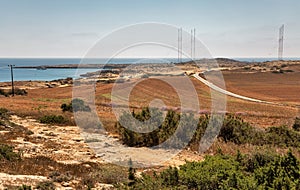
[193,28,196,60]
[178,28,180,63]
[191,29,193,60]
[178,28,183,63]
[190,28,196,60]
[278,24,284,60]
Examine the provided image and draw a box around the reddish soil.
[0,70,299,130]
[223,71,300,104]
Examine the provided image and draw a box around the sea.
[0,57,299,82]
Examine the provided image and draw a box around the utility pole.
[8,65,15,96]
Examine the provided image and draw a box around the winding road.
[193,72,276,105]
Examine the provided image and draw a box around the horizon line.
[0,56,298,59]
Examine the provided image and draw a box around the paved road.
[193,73,276,105]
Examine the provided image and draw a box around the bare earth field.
[223,71,300,104]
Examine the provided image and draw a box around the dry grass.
[0,68,300,188]
[0,156,128,189]
[0,72,298,130]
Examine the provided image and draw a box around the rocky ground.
[0,114,202,189]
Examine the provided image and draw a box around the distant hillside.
[177,58,248,68]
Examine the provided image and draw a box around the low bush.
[13,88,28,96]
[49,171,72,182]
[0,88,27,96]
[117,108,187,148]
[219,115,256,144]
[242,150,279,172]
[61,98,91,112]
[61,103,72,112]
[0,144,21,161]
[293,117,300,131]
[39,115,66,124]
[0,120,5,126]
[254,150,300,189]
[117,109,258,149]
[18,185,32,190]
[0,89,7,97]
[122,151,300,189]
[117,107,300,150]
[84,164,128,187]
[35,181,55,190]
[263,125,300,147]
[140,74,149,78]
[0,107,9,120]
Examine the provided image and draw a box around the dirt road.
[193,73,277,105]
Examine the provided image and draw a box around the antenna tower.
[178,28,183,63]
[191,29,193,60]
[278,24,284,60]
[193,28,196,60]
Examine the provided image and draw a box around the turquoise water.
[0,58,299,82]
[0,68,101,82]
[0,58,185,82]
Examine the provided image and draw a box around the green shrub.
[0,144,21,161]
[0,120,5,126]
[121,151,300,190]
[179,155,254,189]
[120,108,230,149]
[14,88,28,96]
[39,115,66,124]
[49,171,72,182]
[61,103,72,112]
[242,151,279,172]
[0,88,27,96]
[90,164,128,185]
[0,107,9,120]
[255,150,300,189]
[117,108,182,147]
[117,108,300,149]
[293,117,300,131]
[61,98,91,112]
[35,181,55,190]
[126,154,255,189]
[0,89,7,96]
[219,115,258,144]
[18,185,32,190]
[264,125,300,147]
[140,74,149,78]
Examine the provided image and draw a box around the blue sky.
[0,0,299,58]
